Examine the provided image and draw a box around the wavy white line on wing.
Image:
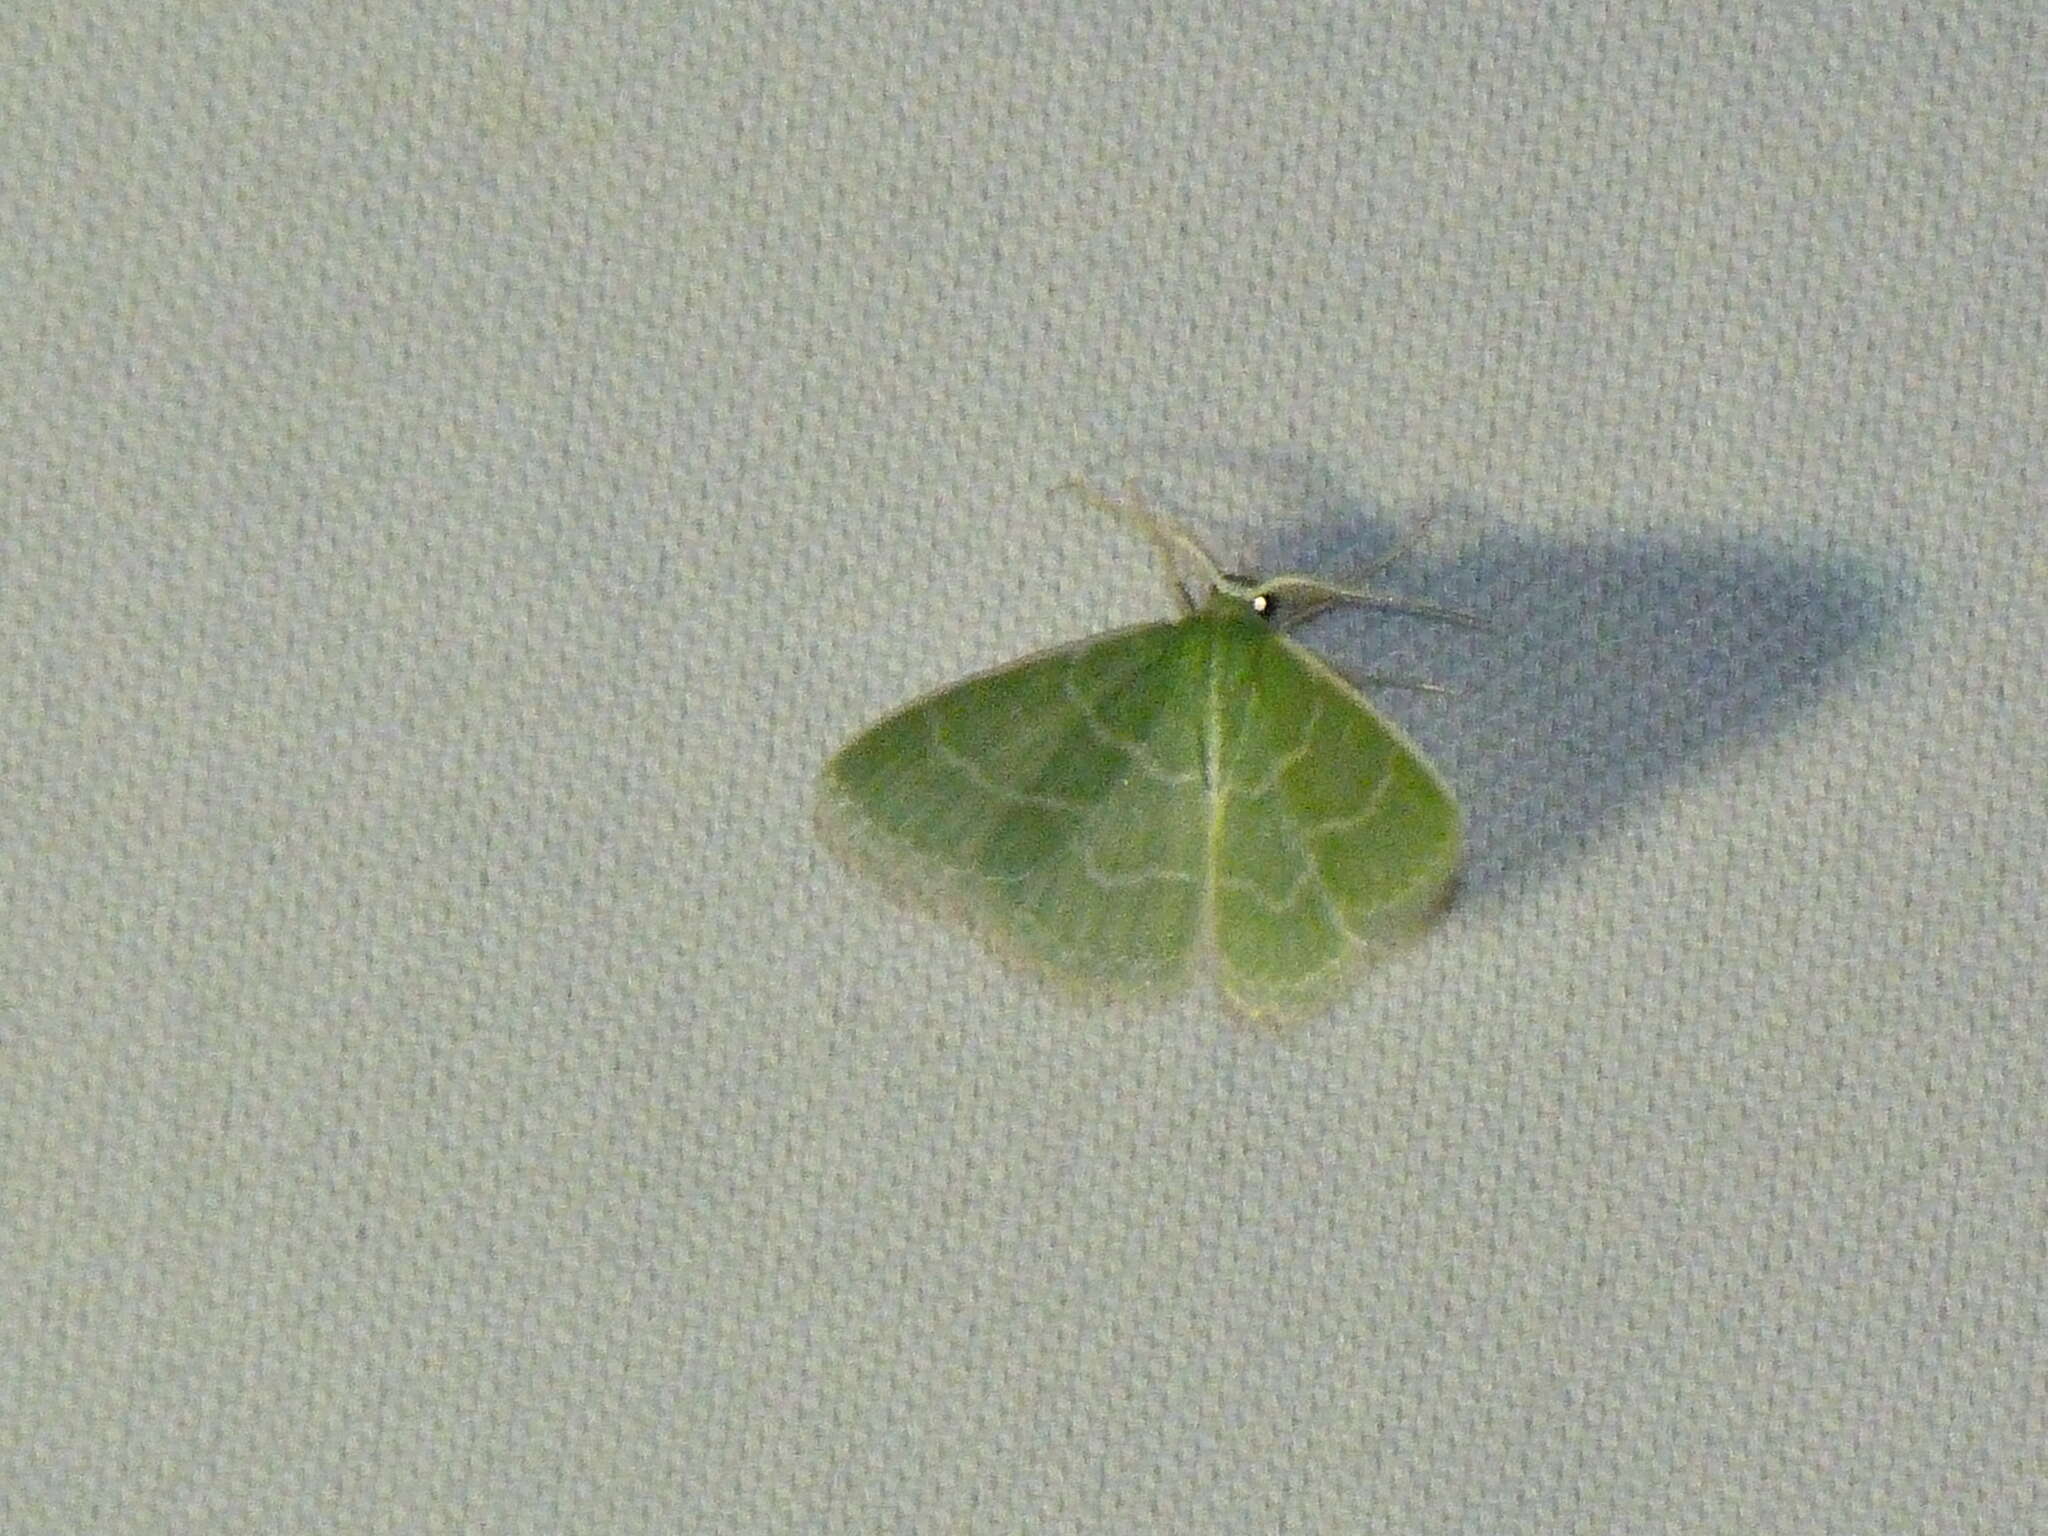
[1226,698,1323,802]
[927,712,1085,814]
[1060,668,1203,787]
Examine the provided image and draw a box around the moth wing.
[1210,628,1462,1021]
[821,620,1212,990]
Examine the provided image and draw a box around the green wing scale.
[822,604,1462,1021]
[822,622,1213,990]
[1207,614,1461,1018]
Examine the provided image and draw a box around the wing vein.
[1061,665,1203,787]
[926,710,1085,814]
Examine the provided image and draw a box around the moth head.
[1208,572,1280,624]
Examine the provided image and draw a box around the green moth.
[820,481,1478,1023]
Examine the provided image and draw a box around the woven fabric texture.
[4,4,2041,1530]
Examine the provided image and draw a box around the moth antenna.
[1258,575,1488,632]
[1052,477,1223,614]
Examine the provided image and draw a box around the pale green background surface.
[4,4,2042,1531]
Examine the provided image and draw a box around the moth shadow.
[1233,492,1912,906]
